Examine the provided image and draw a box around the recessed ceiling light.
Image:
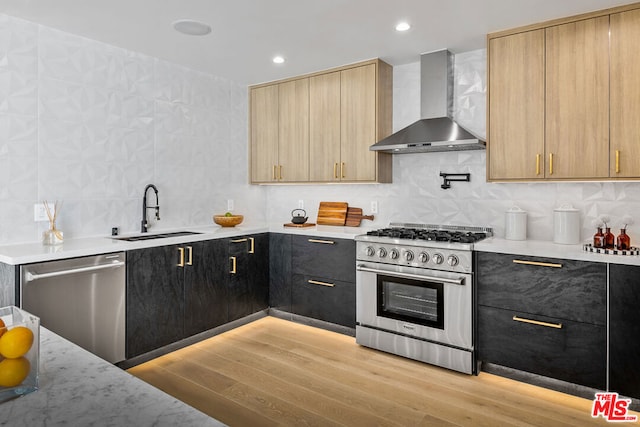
[395,22,411,32]
[273,56,285,64]
[172,19,212,36]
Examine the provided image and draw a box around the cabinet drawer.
[476,252,606,325]
[478,305,606,389]
[291,235,355,282]
[291,274,355,328]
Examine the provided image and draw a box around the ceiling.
[0,0,631,85]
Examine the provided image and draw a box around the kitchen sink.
[114,231,203,242]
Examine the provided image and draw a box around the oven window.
[377,274,444,329]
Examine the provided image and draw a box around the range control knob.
[365,246,375,257]
[378,247,387,258]
[390,249,400,260]
[447,255,459,267]
[404,250,414,261]
[432,253,444,264]
[418,252,429,263]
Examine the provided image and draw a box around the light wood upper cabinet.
[250,85,279,183]
[611,8,640,178]
[488,30,545,180]
[278,79,309,182]
[545,16,610,179]
[309,72,341,182]
[487,2,640,182]
[250,59,392,184]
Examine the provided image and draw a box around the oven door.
[356,262,472,350]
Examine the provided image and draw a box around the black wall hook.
[440,172,470,190]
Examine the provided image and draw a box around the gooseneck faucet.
[141,184,160,233]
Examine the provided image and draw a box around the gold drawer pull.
[272,165,277,181]
[334,162,338,179]
[230,256,236,274]
[231,238,248,243]
[308,279,335,287]
[341,162,345,178]
[616,150,620,174]
[308,239,335,245]
[513,315,562,329]
[249,237,255,254]
[186,246,193,266]
[549,153,553,175]
[279,165,283,180]
[177,247,185,267]
[536,154,541,176]
[512,259,562,268]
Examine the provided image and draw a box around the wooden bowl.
[213,214,243,227]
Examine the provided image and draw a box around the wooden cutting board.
[345,207,375,227]
[316,202,348,226]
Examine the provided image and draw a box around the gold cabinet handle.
[308,239,335,245]
[536,154,541,176]
[249,237,255,254]
[549,153,553,175]
[177,247,185,267]
[513,259,562,268]
[279,165,283,180]
[230,256,236,274]
[272,165,277,181]
[231,238,248,243]
[308,279,335,287]
[341,162,345,179]
[513,315,562,329]
[615,150,620,174]
[186,246,193,266]
[333,162,338,179]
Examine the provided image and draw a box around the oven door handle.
[356,265,465,286]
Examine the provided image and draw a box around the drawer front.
[476,252,606,325]
[291,235,356,282]
[291,274,355,328]
[478,305,606,389]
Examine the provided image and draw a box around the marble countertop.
[0,223,369,265]
[475,237,640,266]
[2,327,224,427]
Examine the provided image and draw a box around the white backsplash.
[1,14,638,246]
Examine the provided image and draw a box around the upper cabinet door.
[309,72,341,182]
[545,16,610,179]
[488,30,545,181]
[278,79,310,182]
[610,9,640,178]
[340,64,377,181]
[250,85,279,183]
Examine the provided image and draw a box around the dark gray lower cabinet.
[610,263,640,399]
[476,252,607,390]
[184,239,228,338]
[126,244,185,358]
[228,234,269,322]
[291,274,355,328]
[269,233,292,312]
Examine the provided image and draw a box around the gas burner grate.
[366,227,490,243]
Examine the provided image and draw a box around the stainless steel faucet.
[141,184,160,233]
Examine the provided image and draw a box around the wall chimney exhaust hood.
[370,49,485,154]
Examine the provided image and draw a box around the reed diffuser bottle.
[616,215,633,250]
[42,200,63,245]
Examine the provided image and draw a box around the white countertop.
[475,237,640,266]
[2,327,223,427]
[0,223,369,265]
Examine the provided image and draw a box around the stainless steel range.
[355,223,492,374]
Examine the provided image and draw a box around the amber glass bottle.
[604,227,615,249]
[616,229,631,250]
[593,227,605,248]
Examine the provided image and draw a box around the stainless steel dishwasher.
[20,252,126,363]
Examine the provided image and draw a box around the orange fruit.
[0,326,34,359]
[0,357,30,387]
[0,318,5,339]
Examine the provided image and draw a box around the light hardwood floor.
[128,317,628,426]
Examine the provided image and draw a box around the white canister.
[505,206,527,240]
[553,205,581,244]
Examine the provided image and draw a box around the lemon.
[0,326,34,359]
[0,357,30,387]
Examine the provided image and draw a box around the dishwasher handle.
[25,261,125,282]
